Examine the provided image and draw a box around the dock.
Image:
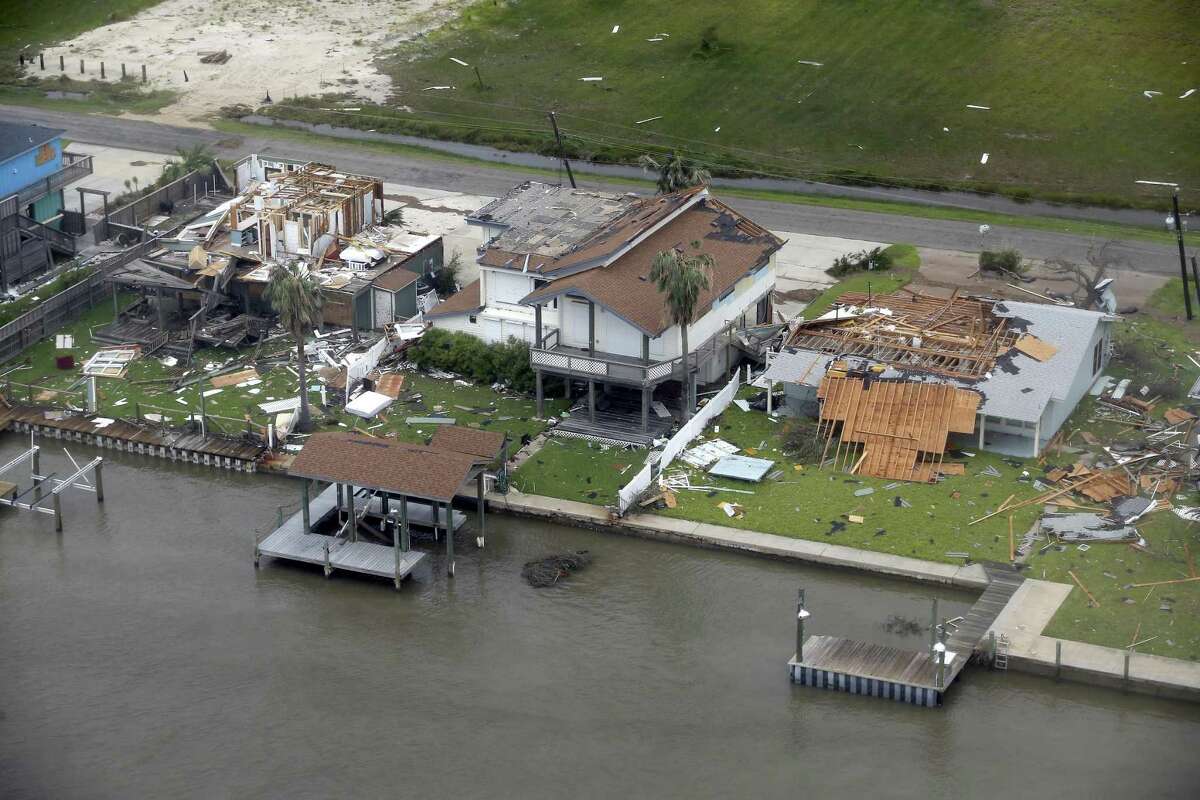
[3,404,264,471]
[256,485,427,585]
[789,564,1026,706]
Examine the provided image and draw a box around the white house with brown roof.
[427,181,783,432]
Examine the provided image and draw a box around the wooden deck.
[553,407,673,448]
[4,404,265,470]
[256,484,426,585]
[790,563,1026,707]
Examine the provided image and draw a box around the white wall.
[655,257,776,358]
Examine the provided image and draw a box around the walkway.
[988,579,1200,702]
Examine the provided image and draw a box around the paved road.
[4,104,1189,276]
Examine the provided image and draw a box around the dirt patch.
[25,0,465,126]
[914,247,1168,310]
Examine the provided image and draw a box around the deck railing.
[530,332,724,387]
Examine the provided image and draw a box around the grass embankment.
[316,0,1200,209]
[0,1,174,113]
[0,301,566,447]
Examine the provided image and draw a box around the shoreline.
[487,488,1200,702]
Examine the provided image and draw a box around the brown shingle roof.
[424,278,482,319]
[290,432,480,502]
[521,197,782,336]
[429,426,506,460]
[479,186,705,276]
[373,266,420,292]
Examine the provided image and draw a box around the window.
[469,315,477,324]
[1092,338,1104,375]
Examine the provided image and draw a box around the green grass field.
[359,0,1199,207]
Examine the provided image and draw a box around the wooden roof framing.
[816,372,981,482]
[788,289,1020,379]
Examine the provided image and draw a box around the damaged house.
[762,289,1118,466]
[97,156,442,360]
[428,181,782,440]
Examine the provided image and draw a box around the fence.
[344,335,390,406]
[93,166,230,243]
[616,370,742,515]
[0,238,161,363]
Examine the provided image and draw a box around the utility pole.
[1172,189,1193,321]
[547,111,577,189]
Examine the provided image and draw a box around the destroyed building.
[95,155,442,360]
[761,289,1118,462]
[429,181,783,440]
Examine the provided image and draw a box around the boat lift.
[0,435,105,531]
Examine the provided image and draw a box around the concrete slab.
[64,143,172,214]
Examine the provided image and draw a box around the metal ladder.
[994,634,1010,671]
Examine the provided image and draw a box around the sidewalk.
[988,579,1200,701]
[487,490,989,590]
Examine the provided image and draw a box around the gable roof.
[0,121,64,163]
[289,432,480,502]
[479,186,707,277]
[373,266,420,293]
[519,197,783,336]
[429,426,506,460]
[424,278,482,319]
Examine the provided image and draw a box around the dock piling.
[1055,640,1062,680]
[94,461,104,503]
[400,496,410,552]
[445,501,455,576]
[929,598,939,650]
[796,588,808,661]
[31,447,41,502]
[476,472,486,548]
[53,492,62,532]
[301,480,311,533]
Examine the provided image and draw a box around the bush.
[432,252,461,297]
[979,249,1027,276]
[827,247,895,277]
[410,328,536,393]
[781,418,825,463]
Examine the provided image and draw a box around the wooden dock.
[256,484,427,586]
[789,563,1026,707]
[3,404,264,471]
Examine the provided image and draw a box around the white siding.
[488,269,534,306]
[560,298,592,348]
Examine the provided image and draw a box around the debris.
[853,487,875,497]
[81,347,139,378]
[449,57,469,66]
[199,50,231,64]
[651,400,671,418]
[966,104,990,110]
[612,25,620,34]
[201,388,222,398]
[346,390,393,420]
[522,551,592,587]
[680,438,740,469]
[1013,334,1058,362]
[1181,89,1196,99]
[1143,90,1162,98]
[259,397,302,414]
[634,116,663,125]
[1130,576,1200,588]
[733,398,751,412]
[847,514,864,524]
[708,454,775,482]
[718,501,745,518]
[797,60,824,66]
[211,367,259,389]
[406,416,456,425]
[54,334,74,349]
[1068,570,1100,606]
[980,153,989,165]
[980,465,1002,478]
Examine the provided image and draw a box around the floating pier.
[788,565,1025,707]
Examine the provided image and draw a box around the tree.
[638,152,711,195]
[649,242,713,420]
[265,263,323,432]
[175,144,216,173]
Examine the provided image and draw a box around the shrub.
[781,418,824,463]
[979,249,1027,276]
[433,252,461,297]
[410,328,536,393]
[827,247,894,277]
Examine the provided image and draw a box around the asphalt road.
[4,104,1189,277]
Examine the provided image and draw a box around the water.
[1,440,1197,798]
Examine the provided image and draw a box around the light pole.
[1137,180,1192,320]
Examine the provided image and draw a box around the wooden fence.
[0,239,160,363]
[93,166,230,243]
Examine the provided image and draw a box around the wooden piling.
[100,61,105,78]
[141,64,147,83]
[94,461,104,503]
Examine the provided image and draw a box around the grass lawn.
[359,0,1199,208]
[801,263,918,319]
[515,388,1044,564]
[1,299,566,447]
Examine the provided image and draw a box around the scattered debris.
[522,551,592,587]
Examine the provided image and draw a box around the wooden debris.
[210,367,259,388]
[1068,570,1100,606]
[1013,333,1058,362]
[1164,407,1197,425]
[1129,576,1200,588]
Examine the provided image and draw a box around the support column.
[432,499,439,541]
[476,472,486,548]
[345,485,356,541]
[564,378,571,399]
[111,282,119,317]
[587,300,595,356]
[534,304,542,346]
[400,496,410,551]
[392,513,401,590]
[588,380,596,423]
[929,598,939,650]
[766,379,774,415]
[31,448,40,503]
[53,492,63,532]
[93,461,104,503]
[641,387,650,433]
[535,369,544,418]
[978,414,986,449]
[642,334,650,364]
[156,287,166,332]
[445,501,455,576]
[301,480,311,533]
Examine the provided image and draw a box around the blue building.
[0,121,93,290]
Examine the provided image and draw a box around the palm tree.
[175,144,216,173]
[649,242,713,420]
[265,263,323,432]
[638,152,712,195]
